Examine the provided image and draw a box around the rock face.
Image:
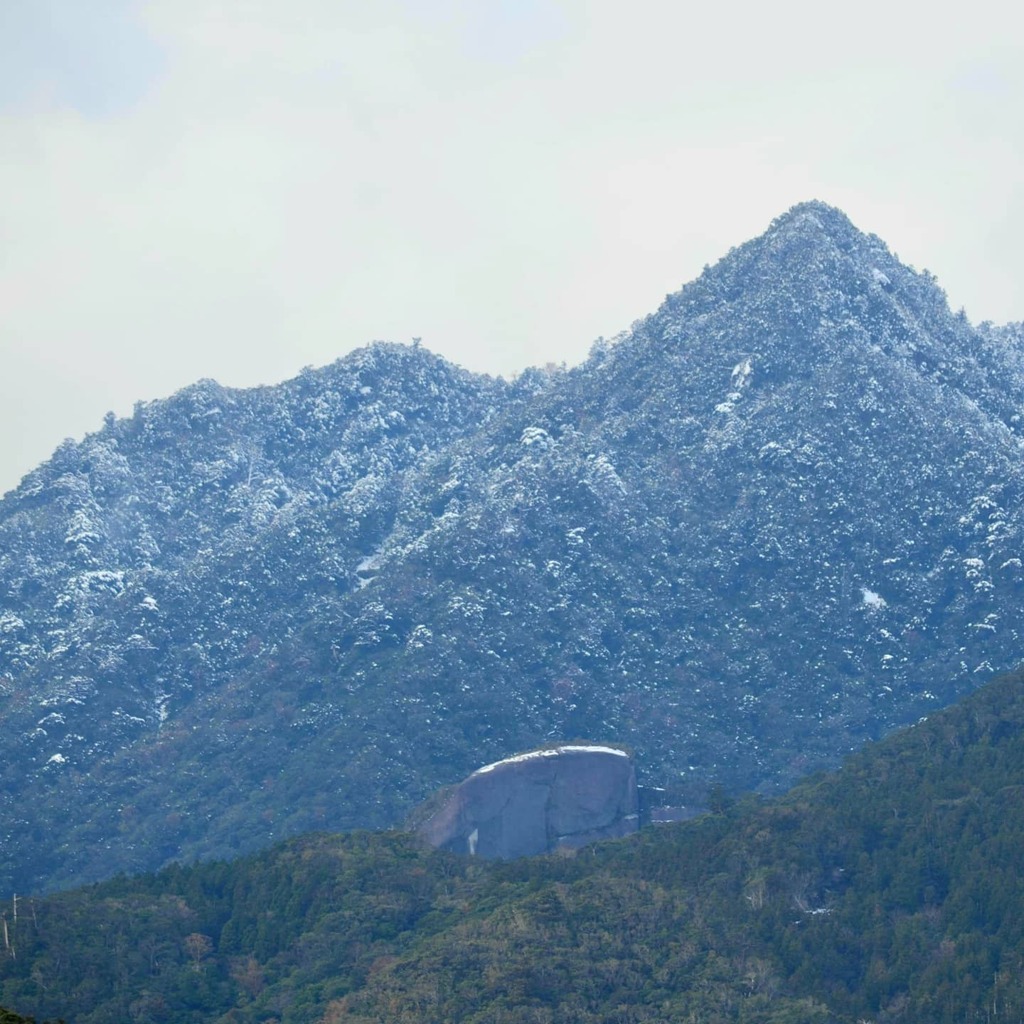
[418,745,639,859]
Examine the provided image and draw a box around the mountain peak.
[774,198,852,225]
[765,200,861,244]
[665,199,895,336]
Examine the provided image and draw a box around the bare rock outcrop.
[417,745,638,859]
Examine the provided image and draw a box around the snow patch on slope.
[715,358,754,415]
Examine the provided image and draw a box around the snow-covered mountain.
[3,201,1023,894]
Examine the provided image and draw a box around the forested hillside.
[3,669,1024,1024]
[4,202,1024,895]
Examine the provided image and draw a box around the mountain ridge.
[2,201,1023,894]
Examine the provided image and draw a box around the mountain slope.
[312,200,1024,796]
[3,668,1024,1024]
[0,344,514,888]
[3,201,1024,894]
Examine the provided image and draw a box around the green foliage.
[4,669,1024,1023]
[0,1004,64,1024]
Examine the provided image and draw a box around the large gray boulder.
[417,745,638,859]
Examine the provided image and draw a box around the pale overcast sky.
[1,0,1022,494]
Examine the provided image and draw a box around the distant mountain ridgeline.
[3,201,1024,894]
[3,668,1024,1023]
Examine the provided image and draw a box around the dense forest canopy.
[3,667,1024,1023]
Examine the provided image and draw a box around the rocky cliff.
[417,745,639,859]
